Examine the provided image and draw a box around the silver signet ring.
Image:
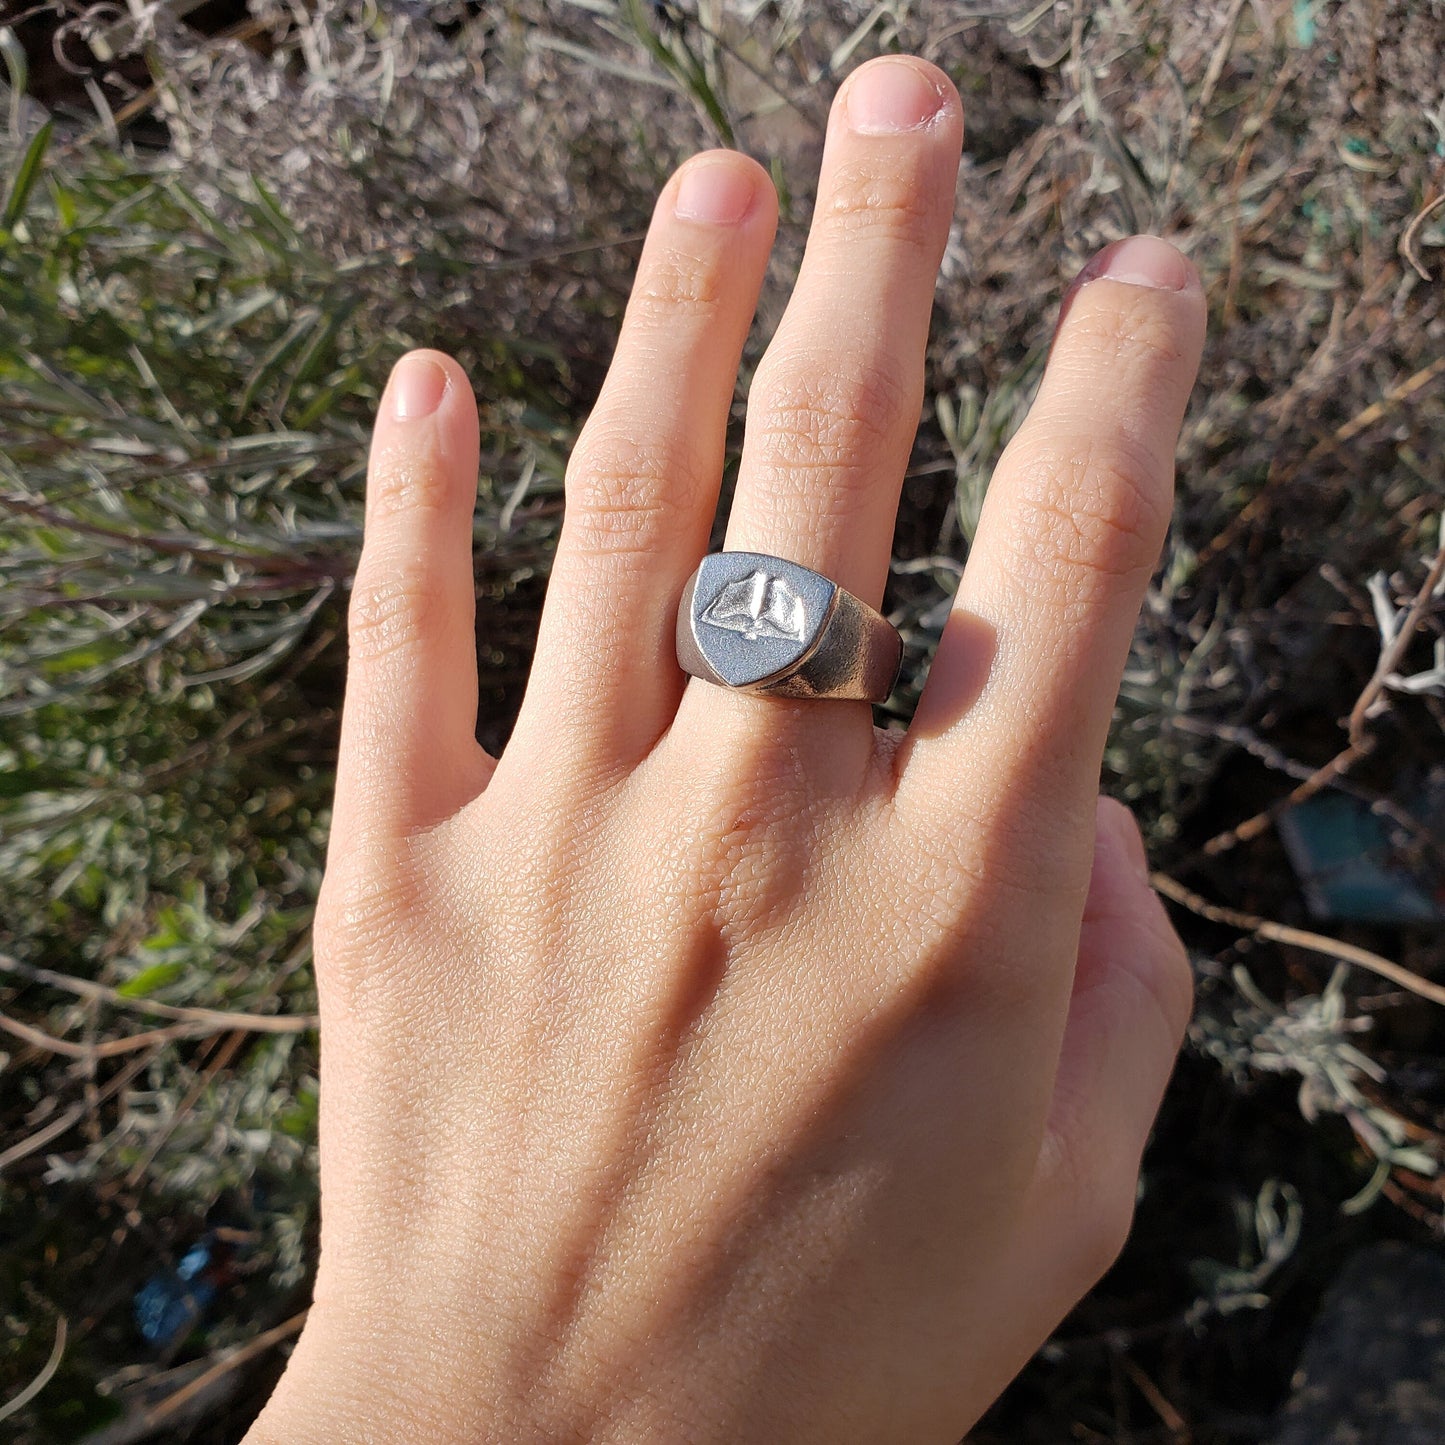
[675,552,903,702]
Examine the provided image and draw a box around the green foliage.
[0,10,573,1431]
[2,118,51,230]
[0,130,368,1038]
[0,149,346,1435]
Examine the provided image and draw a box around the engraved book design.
[700,570,807,644]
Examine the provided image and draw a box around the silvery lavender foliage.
[150,1,490,254]
[1192,965,1439,1201]
[125,1,709,373]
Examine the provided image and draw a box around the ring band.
[675,552,902,702]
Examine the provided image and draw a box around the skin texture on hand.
[245,55,1205,1445]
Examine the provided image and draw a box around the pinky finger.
[333,350,494,842]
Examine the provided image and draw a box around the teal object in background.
[1292,0,1318,47]
[1279,790,1445,924]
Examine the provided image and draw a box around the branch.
[0,955,317,1034]
[1203,535,1445,855]
[139,1309,309,1430]
[1349,538,1445,747]
[1153,872,1445,1008]
[0,1317,67,1423]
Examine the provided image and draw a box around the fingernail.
[675,156,758,224]
[845,57,949,134]
[1078,235,1196,292]
[388,352,449,419]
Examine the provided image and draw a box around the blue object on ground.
[133,1238,218,1348]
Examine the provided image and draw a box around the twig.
[127,1030,246,1188]
[1152,873,1445,1008]
[0,1049,157,1173]
[0,954,317,1033]
[0,1009,312,1064]
[1348,537,1445,748]
[138,1308,308,1430]
[1195,355,1445,571]
[1121,1354,1190,1439]
[0,1317,67,1423]
[1400,191,1445,281]
[1170,713,1439,855]
[1333,355,1445,449]
[1201,536,1445,855]
[1221,51,1306,327]
[1382,1176,1445,1228]
[0,1103,86,1173]
[1186,0,1247,145]
[1201,742,1364,855]
[55,14,274,158]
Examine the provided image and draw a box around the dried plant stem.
[1196,354,1445,571]
[1171,714,1437,851]
[1221,52,1307,326]
[59,14,274,158]
[126,1029,246,1188]
[1202,532,1445,854]
[1347,535,1445,748]
[138,1308,309,1430]
[0,1102,87,1173]
[0,1317,67,1423]
[1152,873,1445,1008]
[0,1010,314,1064]
[1201,741,1364,855]
[1382,1176,1445,1227]
[1186,0,1248,145]
[0,1049,158,1173]
[1121,1354,1190,1439]
[1400,191,1445,281]
[0,955,317,1033]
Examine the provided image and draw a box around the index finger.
[897,236,1206,894]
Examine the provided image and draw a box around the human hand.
[247,54,1204,1444]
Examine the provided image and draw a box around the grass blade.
[2,119,53,230]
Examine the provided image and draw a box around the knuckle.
[366,438,453,521]
[312,859,423,1007]
[680,757,816,934]
[316,871,413,946]
[1065,291,1190,379]
[914,827,1084,933]
[629,244,727,321]
[347,565,440,663]
[819,158,937,248]
[1000,433,1172,600]
[563,427,703,558]
[750,358,912,477]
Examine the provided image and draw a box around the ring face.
[676,552,902,702]
[685,552,837,689]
